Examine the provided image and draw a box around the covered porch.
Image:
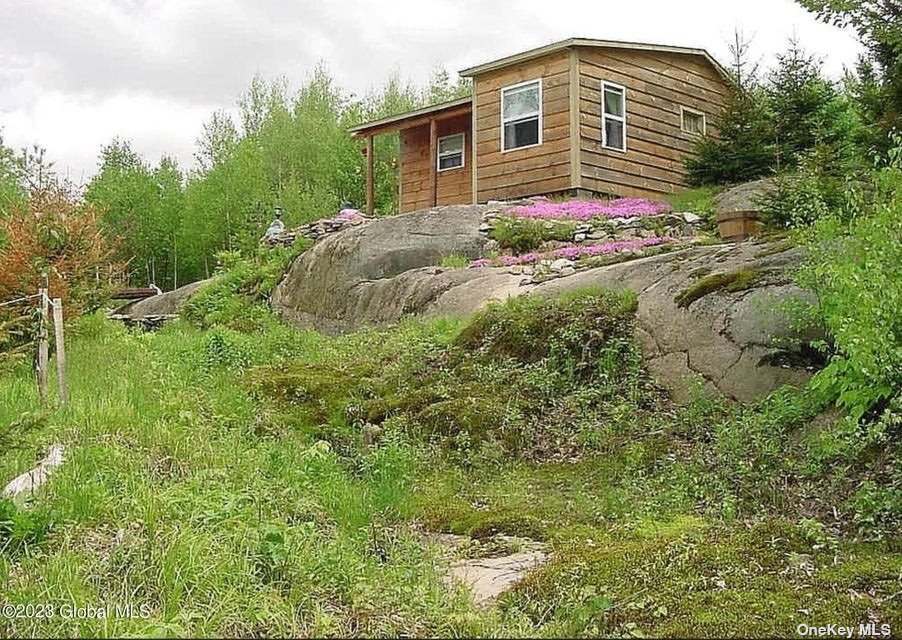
[349,97,473,214]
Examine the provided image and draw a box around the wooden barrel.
[716,210,762,242]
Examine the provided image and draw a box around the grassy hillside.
[0,281,898,637]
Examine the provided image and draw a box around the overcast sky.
[0,0,863,183]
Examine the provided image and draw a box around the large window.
[437,133,465,171]
[601,81,626,152]
[501,79,542,151]
[681,106,706,135]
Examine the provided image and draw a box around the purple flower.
[468,236,682,269]
[506,198,671,221]
[553,246,581,260]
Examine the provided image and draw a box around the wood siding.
[577,48,729,199]
[399,114,472,213]
[474,50,572,202]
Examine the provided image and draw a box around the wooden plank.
[429,119,437,207]
[472,82,479,203]
[582,136,688,170]
[581,49,729,102]
[578,82,719,135]
[358,105,472,138]
[584,151,684,184]
[578,68,723,121]
[581,178,675,200]
[37,288,49,404]
[474,52,570,93]
[580,112,689,152]
[569,47,580,189]
[479,148,572,178]
[475,68,571,99]
[581,164,679,193]
[476,112,570,146]
[52,298,68,407]
[580,62,724,109]
[365,135,374,214]
[477,172,572,201]
[476,135,571,163]
[476,120,570,149]
[478,161,571,190]
[580,47,730,99]
[475,96,570,130]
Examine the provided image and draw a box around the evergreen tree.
[796,0,902,159]
[767,38,840,169]
[686,32,776,185]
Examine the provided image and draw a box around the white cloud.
[0,0,864,181]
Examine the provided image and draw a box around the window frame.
[601,81,627,152]
[436,133,466,172]
[500,78,543,153]
[680,106,706,136]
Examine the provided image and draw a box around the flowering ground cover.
[469,236,678,268]
[507,198,671,220]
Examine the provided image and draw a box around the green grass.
[437,254,470,269]
[490,217,577,253]
[667,186,722,232]
[0,289,898,637]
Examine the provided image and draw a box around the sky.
[0,0,864,184]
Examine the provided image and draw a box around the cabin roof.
[348,96,472,137]
[458,37,730,81]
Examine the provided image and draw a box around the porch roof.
[348,96,472,138]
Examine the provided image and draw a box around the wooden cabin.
[349,38,732,214]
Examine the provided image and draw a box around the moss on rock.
[675,269,763,308]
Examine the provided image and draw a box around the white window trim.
[500,78,543,153]
[601,81,627,152]
[680,106,707,136]
[436,133,465,172]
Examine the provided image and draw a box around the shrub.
[0,183,124,358]
[455,289,638,372]
[490,217,575,253]
[181,243,308,331]
[758,145,867,229]
[797,166,902,420]
[0,184,123,311]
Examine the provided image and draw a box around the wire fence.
[0,293,42,308]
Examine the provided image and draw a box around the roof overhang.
[458,37,731,82]
[348,96,473,138]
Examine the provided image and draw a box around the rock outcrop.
[271,205,506,333]
[113,278,211,317]
[272,205,818,402]
[714,178,777,214]
[531,243,818,402]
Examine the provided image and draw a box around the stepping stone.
[448,550,548,605]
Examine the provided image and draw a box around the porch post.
[428,119,438,207]
[365,134,374,215]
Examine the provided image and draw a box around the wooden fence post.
[36,288,49,404]
[52,298,68,407]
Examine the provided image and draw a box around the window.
[601,82,626,151]
[681,107,706,135]
[501,79,541,151]
[437,133,464,171]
